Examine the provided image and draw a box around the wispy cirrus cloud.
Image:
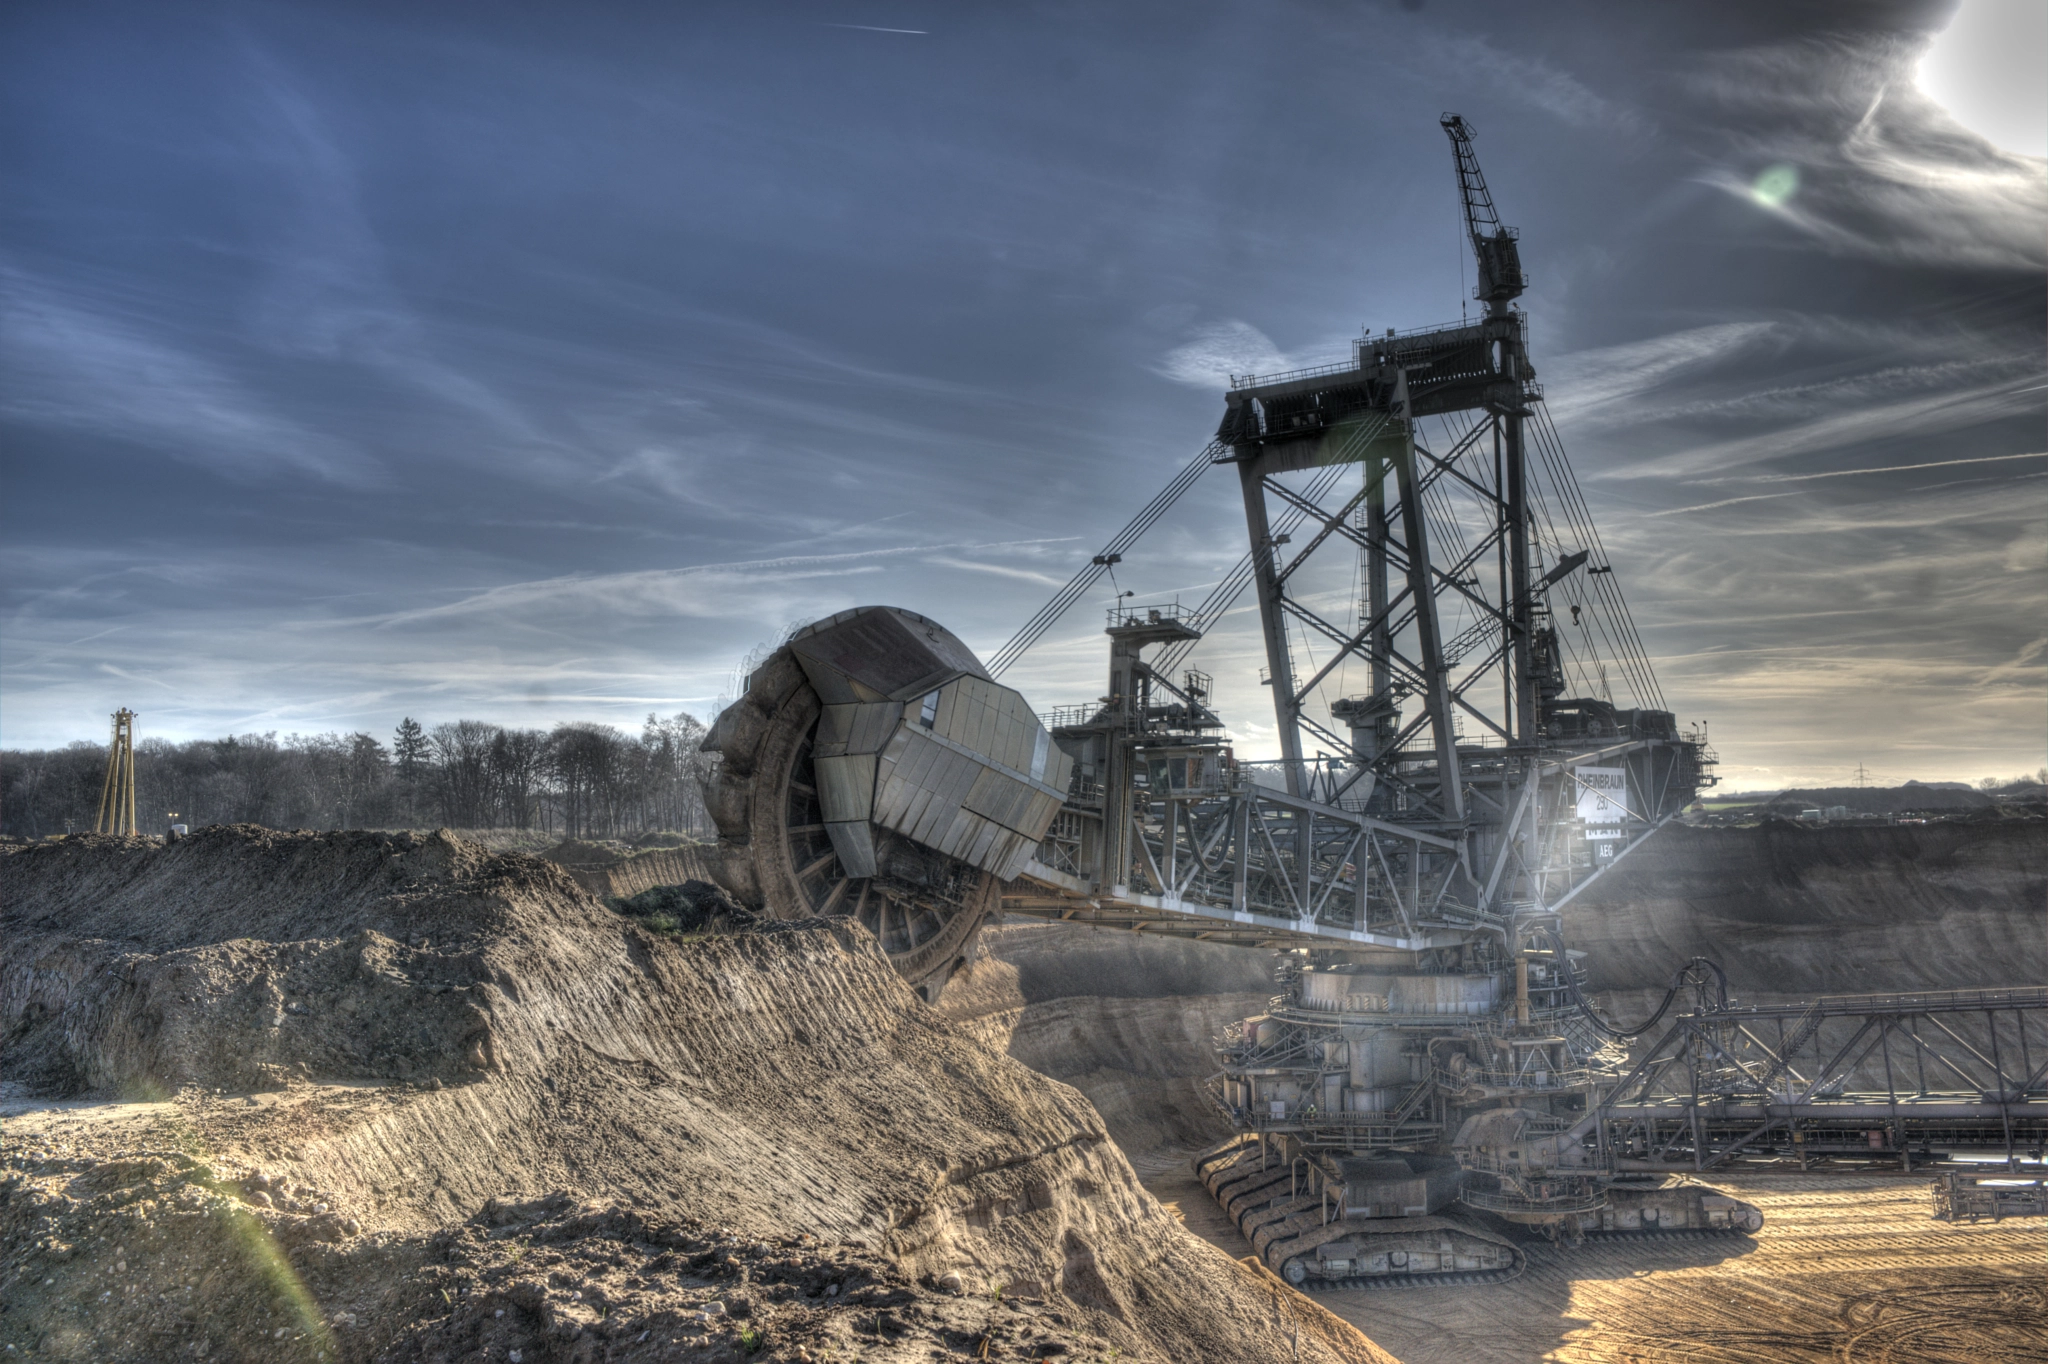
[361,537,1082,630]
[1542,322,1777,425]
[1981,635,2048,686]
[920,555,1067,588]
[1643,492,1799,517]
[0,268,383,486]
[1610,373,2042,482]
[1419,33,1632,132]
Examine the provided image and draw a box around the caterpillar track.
[1195,1137,1524,1291]
[1588,1177,1764,1236]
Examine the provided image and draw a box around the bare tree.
[431,721,498,828]
[486,728,549,829]
[642,711,712,836]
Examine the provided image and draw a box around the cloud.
[0,269,382,486]
[1643,357,2035,433]
[1613,374,2040,482]
[236,44,558,452]
[921,555,1066,588]
[1155,320,1291,389]
[1684,37,2047,271]
[1981,636,2048,686]
[361,537,1083,630]
[1418,34,1630,132]
[1542,323,1778,425]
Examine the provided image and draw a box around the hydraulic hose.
[1535,926,1726,1040]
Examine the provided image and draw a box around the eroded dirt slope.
[939,923,1272,1176]
[0,828,1394,1364]
[1565,820,2047,1023]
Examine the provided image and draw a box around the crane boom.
[1441,113,1526,315]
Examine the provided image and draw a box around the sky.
[2,0,2043,791]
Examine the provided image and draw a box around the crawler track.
[1583,1227,1755,1243]
[1305,1252,1526,1292]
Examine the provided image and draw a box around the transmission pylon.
[95,708,138,836]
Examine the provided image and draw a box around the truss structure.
[1575,986,2048,1170]
[998,117,1709,952]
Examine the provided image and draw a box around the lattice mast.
[94,708,137,836]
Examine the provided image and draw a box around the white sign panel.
[1575,766,1628,833]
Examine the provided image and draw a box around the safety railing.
[1040,705,1102,732]
[1107,600,1201,630]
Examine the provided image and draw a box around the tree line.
[0,713,714,840]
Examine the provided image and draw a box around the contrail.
[824,24,929,34]
[1751,451,2047,484]
[1644,492,1799,517]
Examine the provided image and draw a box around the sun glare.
[1915,0,2048,158]
[1751,163,1799,207]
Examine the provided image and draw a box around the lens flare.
[1751,164,1799,207]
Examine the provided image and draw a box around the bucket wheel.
[702,646,992,998]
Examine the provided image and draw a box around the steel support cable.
[1521,411,1647,700]
[1588,567,1665,712]
[1525,443,1653,710]
[1547,558,1632,706]
[1533,445,1661,712]
[988,440,1222,677]
[1528,409,1665,709]
[1586,575,1655,709]
[1524,434,1645,704]
[1152,456,1360,681]
[1536,927,1728,1040]
[1524,478,1603,699]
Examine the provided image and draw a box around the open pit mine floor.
[1145,1162,2047,1364]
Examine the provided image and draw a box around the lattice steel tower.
[95,708,138,836]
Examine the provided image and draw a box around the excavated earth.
[6,819,2041,1364]
[0,827,1392,1364]
[942,821,2048,1364]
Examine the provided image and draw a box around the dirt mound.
[542,838,633,867]
[0,828,1394,1364]
[539,840,720,900]
[0,1140,1138,1364]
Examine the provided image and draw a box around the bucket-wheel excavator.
[702,115,2040,1289]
